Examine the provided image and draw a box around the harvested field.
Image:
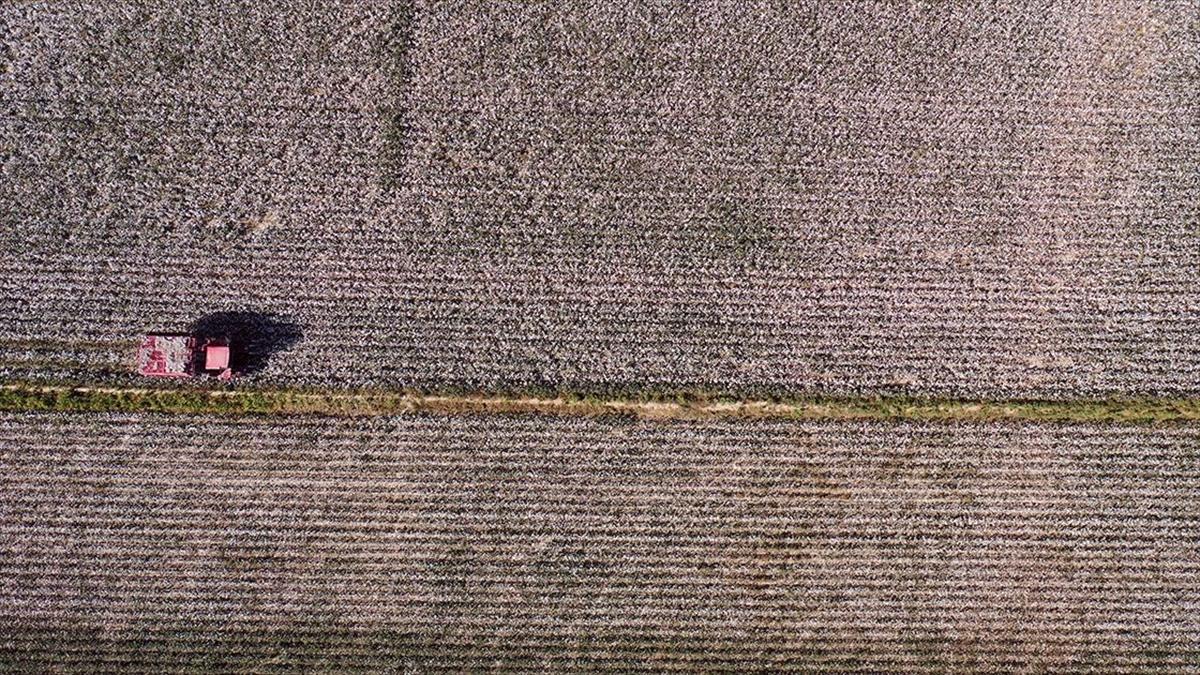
[3,2,1199,397]
[1,411,1198,670]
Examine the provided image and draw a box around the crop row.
[2,1,1198,398]
[1,411,1198,669]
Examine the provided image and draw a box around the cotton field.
[3,2,1200,670]
[2,2,1198,396]
[0,411,1197,670]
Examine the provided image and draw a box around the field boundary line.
[4,382,1200,425]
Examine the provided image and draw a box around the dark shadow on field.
[190,312,303,376]
[380,2,416,189]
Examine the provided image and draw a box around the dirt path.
[4,382,1200,425]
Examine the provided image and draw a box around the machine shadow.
[190,312,303,376]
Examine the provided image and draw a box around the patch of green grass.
[2,382,1200,425]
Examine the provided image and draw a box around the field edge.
[4,382,1200,425]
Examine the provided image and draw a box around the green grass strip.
[3,382,1200,425]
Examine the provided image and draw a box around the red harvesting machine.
[137,334,234,381]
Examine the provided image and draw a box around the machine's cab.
[198,340,234,381]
